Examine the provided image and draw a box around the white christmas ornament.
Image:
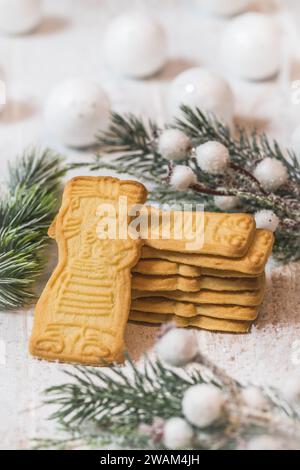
[195,0,249,17]
[45,79,110,148]
[182,384,225,428]
[214,195,239,211]
[221,13,281,81]
[247,435,285,451]
[196,141,230,174]
[253,158,288,192]
[158,129,191,161]
[167,68,234,124]
[282,373,300,405]
[169,165,197,192]
[163,417,194,450]
[254,210,279,232]
[0,0,42,35]
[241,386,269,411]
[104,12,167,78]
[156,329,198,367]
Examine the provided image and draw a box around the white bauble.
[221,13,281,81]
[169,165,197,192]
[241,386,269,411]
[195,0,249,17]
[167,68,234,124]
[254,210,279,232]
[45,79,110,148]
[158,129,191,161]
[247,435,285,451]
[214,195,239,211]
[253,158,288,192]
[163,417,194,450]
[104,12,167,78]
[195,141,230,174]
[156,329,198,367]
[182,384,225,428]
[0,0,42,35]
[282,373,300,405]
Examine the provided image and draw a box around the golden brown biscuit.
[132,281,265,306]
[133,259,258,278]
[30,176,147,366]
[132,273,263,292]
[141,230,274,275]
[131,298,259,321]
[129,311,252,333]
[142,207,255,257]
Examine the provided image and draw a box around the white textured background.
[0,0,300,449]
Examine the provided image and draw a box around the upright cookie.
[132,273,263,292]
[142,207,255,257]
[129,311,252,333]
[141,230,274,275]
[131,298,259,321]
[30,176,147,366]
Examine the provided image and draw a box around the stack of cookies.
[130,209,274,333]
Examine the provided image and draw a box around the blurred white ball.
[195,141,230,174]
[169,165,197,192]
[163,417,194,450]
[195,0,249,17]
[158,129,191,161]
[253,158,288,192]
[156,329,198,367]
[45,78,110,148]
[241,386,269,411]
[168,67,234,124]
[0,0,42,35]
[214,195,239,211]
[254,210,279,232]
[104,12,167,78]
[182,384,225,428]
[221,13,281,81]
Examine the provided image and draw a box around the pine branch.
[40,354,300,450]
[0,149,66,310]
[77,107,300,263]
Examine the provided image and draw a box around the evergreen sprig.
[38,354,300,450]
[0,149,66,310]
[84,107,300,263]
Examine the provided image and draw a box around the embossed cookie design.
[29,176,147,366]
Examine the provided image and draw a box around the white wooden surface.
[0,0,300,449]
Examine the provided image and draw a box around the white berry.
[182,384,225,428]
[158,129,191,161]
[247,435,285,451]
[0,0,42,35]
[169,165,197,192]
[214,196,239,211]
[167,67,234,124]
[163,417,194,450]
[282,373,300,405]
[196,141,230,174]
[104,12,167,78]
[45,78,110,148]
[253,158,288,192]
[195,0,249,16]
[221,13,281,81]
[254,210,280,232]
[241,386,269,411]
[156,329,198,367]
